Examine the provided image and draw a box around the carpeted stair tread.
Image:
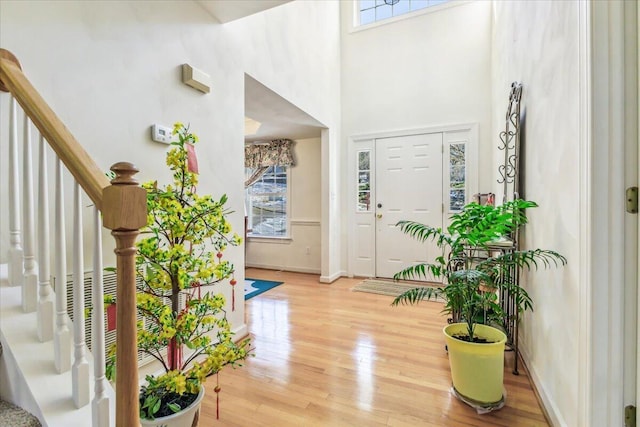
[0,400,41,427]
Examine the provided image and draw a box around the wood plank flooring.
[202,269,549,426]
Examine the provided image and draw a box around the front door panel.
[374,133,443,280]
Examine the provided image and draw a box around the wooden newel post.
[102,162,147,427]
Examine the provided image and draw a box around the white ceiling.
[244,74,325,143]
[197,0,292,24]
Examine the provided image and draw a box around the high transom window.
[358,0,450,26]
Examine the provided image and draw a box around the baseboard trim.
[245,263,321,275]
[232,324,249,341]
[519,343,566,427]
[319,270,343,284]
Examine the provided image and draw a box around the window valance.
[244,139,295,188]
[244,139,295,169]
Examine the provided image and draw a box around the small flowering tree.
[106,123,251,420]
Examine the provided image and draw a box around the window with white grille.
[246,165,290,238]
[358,0,450,27]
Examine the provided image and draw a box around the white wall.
[0,0,341,334]
[247,137,322,273]
[492,2,581,426]
[339,1,493,272]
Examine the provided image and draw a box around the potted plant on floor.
[391,199,566,408]
[106,123,251,426]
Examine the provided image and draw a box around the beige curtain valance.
[244,139,295,169]
[244,139,295,188]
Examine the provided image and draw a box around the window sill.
[247,236,292,244]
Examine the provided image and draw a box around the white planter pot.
[140,387,205,427]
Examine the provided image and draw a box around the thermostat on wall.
[151,124,172,144]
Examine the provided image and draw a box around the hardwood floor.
[201,268,549,426]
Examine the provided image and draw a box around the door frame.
[580,1,638,425]
[637,0,640,416]
[347,123,478,278]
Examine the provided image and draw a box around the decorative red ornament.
[216,252,223,259]
[167,339,183,371]
[186,280,201,303]
[106,303,117,332]
[215,374,221,420]
[230,278,237,311]
[186,142,199,174]
[191,280,201,299]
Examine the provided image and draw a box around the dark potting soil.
[451,334,495,344]
[141,391,198,419]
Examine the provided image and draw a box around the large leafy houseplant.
[106,123,251,421]
[391,199,567,342]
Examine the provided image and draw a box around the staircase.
[0,341,41,427]
[0,49,146,427]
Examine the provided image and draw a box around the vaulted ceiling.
[244,75,324,143]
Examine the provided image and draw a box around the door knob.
[376,213,382,219]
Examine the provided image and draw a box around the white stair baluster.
[8,96,23,287]
[54,155,71,374]
[37,135,54,342]
[92,207,110,427]
[72,182,89,407]
[22,116,37,312]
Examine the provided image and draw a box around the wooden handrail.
[0,49,109,210]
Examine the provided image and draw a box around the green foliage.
[106,123,251,420]
[391,199,566,341]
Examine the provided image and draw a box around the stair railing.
[0,48,146,427]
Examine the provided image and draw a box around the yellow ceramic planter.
[443,323,507,404]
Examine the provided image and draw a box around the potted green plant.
[391,199,566,406]
[106,123,251,426]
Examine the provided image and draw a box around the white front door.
[374,133,443,279]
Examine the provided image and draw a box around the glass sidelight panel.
[449,143,465,211]
[357,150,371,212]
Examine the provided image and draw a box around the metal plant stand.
[494,242,520,375]
[446,83,524,375]
[449,83,524,373]
[498,82,523,375]
[499,82,523,202]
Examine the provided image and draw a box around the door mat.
[245,278,284,300]
[352,278,442,299]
